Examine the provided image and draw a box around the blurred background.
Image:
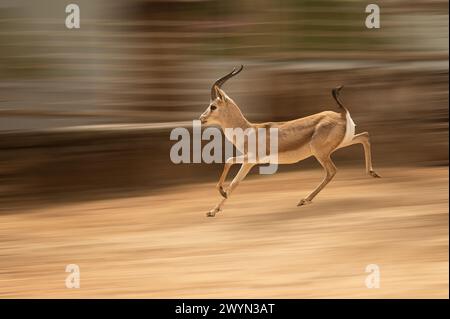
[0,0,448,298]
[0,0,447,208]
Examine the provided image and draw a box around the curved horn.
[210,65,244,100]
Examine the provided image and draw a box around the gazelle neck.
[220,104,252,131]
[219,104,253,150]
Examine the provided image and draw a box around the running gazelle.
[199,65,380,217]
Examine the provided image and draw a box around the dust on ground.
[0,167,448,298]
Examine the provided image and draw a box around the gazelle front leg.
[207,163,255,217]
[216,162,232,198]
[216,155,246,198]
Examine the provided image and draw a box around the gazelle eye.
[210,105,217,111]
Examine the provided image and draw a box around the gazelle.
[199,65,380,217]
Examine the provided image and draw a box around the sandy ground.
[0,166,448,298]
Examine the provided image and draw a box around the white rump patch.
[339,112,356,147]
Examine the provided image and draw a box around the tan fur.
[200,72,380,217]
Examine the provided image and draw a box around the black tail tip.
[332,85,344,99]
[333,85,344,94]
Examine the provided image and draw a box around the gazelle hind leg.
[346,132,380,178]
[298,154,337,206]
[298,122,341,206]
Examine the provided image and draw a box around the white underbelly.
[339,112,356,147]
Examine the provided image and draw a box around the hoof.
[297,199,312,206]
[206,208,220,217]
[370,170,381,178]
[219,186,228,199]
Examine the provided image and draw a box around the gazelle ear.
[214,85,228,101]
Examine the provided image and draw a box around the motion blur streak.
[0,0,448,298]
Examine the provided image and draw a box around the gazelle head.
[199,65,245,127]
